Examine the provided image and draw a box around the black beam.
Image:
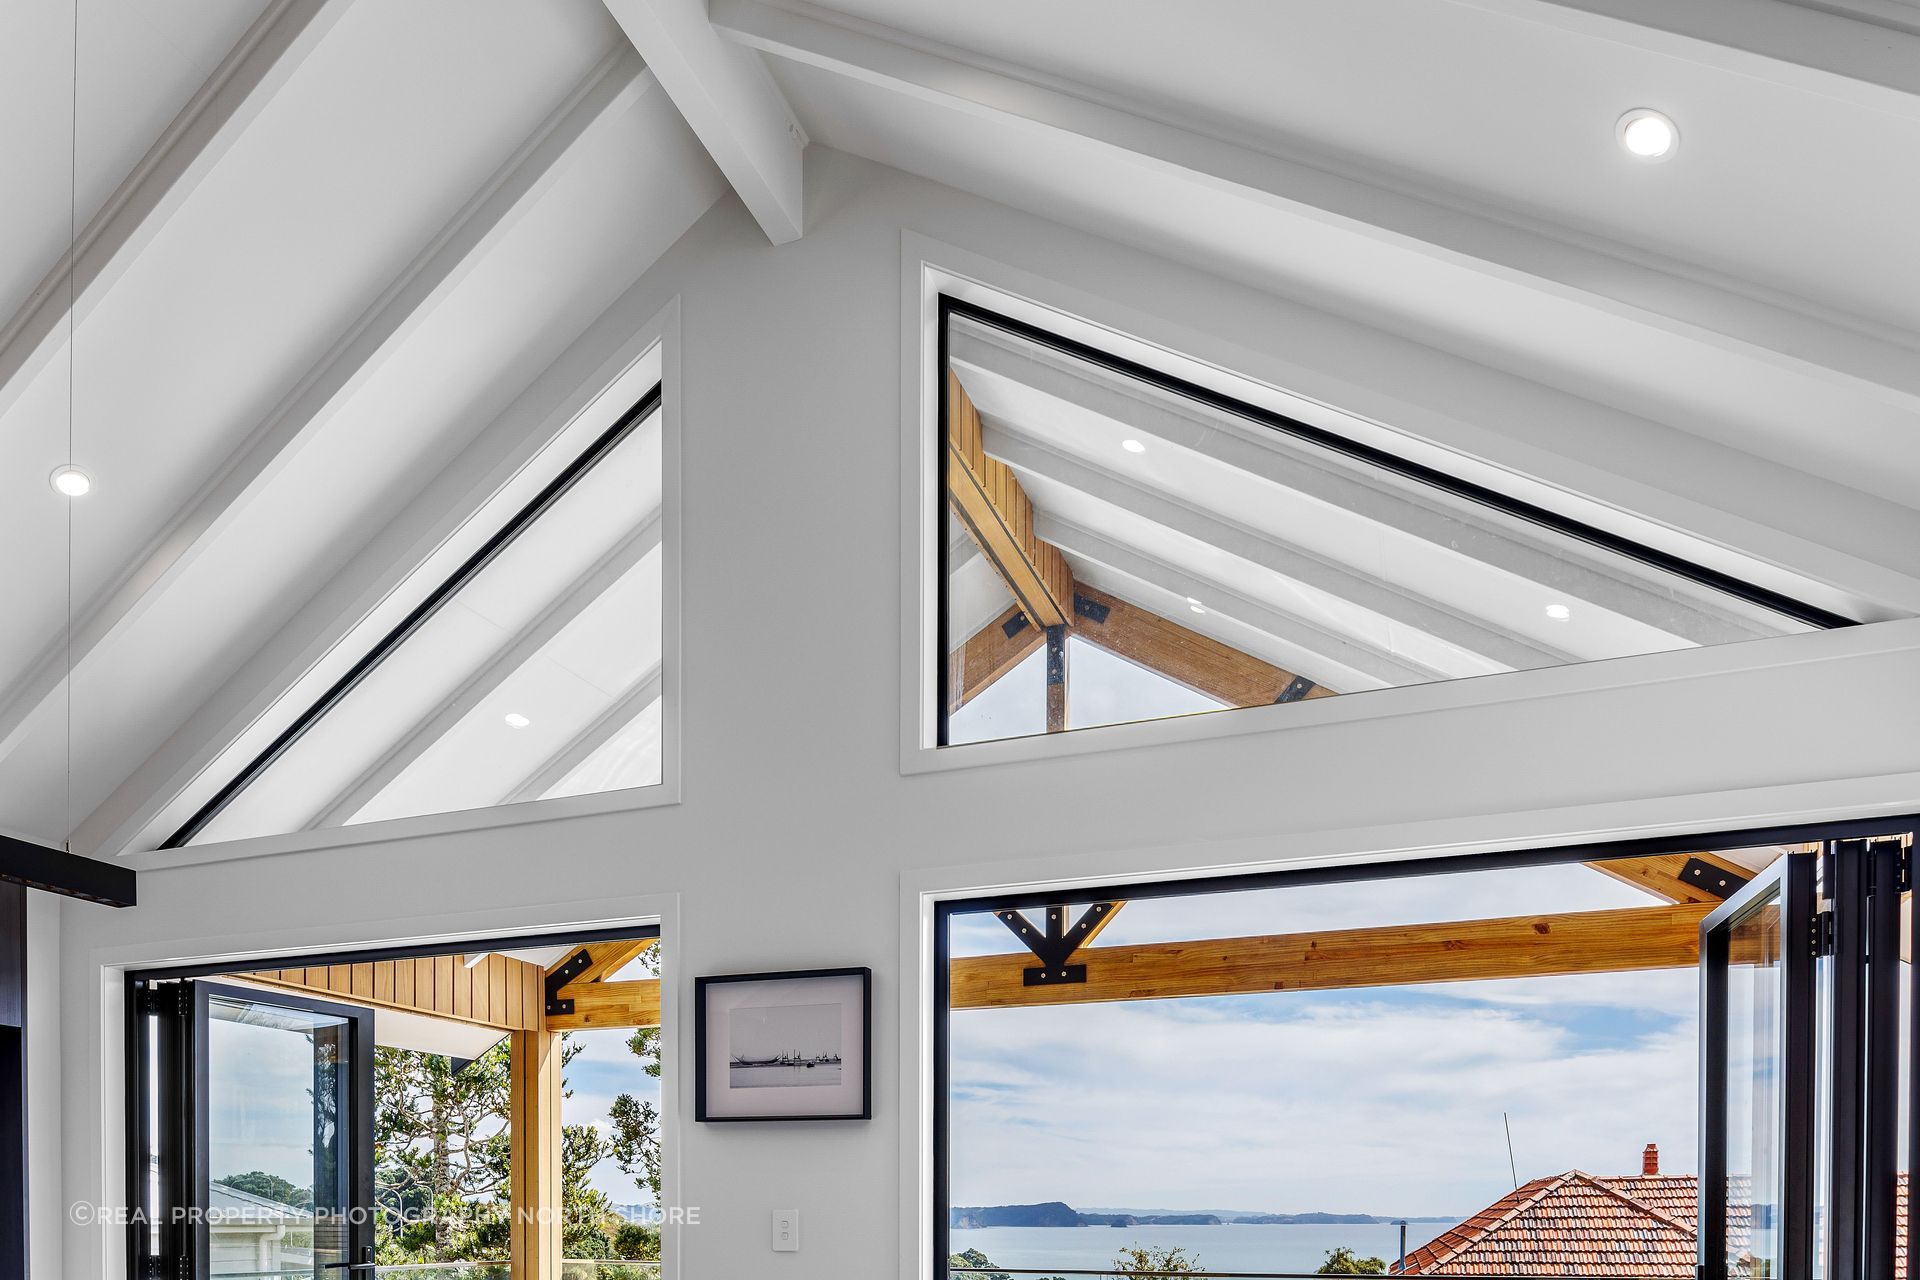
[0,831,135,908]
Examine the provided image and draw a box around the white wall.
[55,148,1920,1280]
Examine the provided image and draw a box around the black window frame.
[930,813,1915,1280]
[933,295,1854,748]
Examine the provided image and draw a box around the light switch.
[772,1209,799,1252]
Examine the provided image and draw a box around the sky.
[946,862,1705,1220]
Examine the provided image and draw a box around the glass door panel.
[1703,853,1816,1280]
[196,984,374,1280]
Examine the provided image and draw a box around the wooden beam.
[946,370,1072,629]
[559,938,658,988]
[600,0,805,243]
[1069,585,1334,707]
[509,1028,562,1280]
[950,903,1712,1009]
[544,979,662,1032]
[948,606,1045,711]
[1587,851,1772,904]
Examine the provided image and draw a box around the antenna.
[1503,1112,1519,1190]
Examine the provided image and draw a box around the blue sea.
[950,1221,1452,1275]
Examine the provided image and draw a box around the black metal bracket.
[545,948,594,1016]
[1679,856,1751,900]
[1072,592,1110,625]
[1274,676,1315,704]
[996,902,1119,985]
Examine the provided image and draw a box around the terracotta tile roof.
[1394,1172,1909,1278]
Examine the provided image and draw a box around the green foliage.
[607,942,664,1202]
[612,1221,662,1261]
[217,1170,312,1210]
[947,1247,1010,1279]
[1317,1246,1388,1274]
[1111,1244,1199,1275]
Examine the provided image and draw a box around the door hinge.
[1812,908,1837,957]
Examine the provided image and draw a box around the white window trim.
[893,772,1920,1280]
[121,296,686,871]
[897,233,1898,776]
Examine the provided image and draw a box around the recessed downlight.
[503,712,532,728]
[1545,603,1573,621]
[1616,108,1678,160]
[1187,597,1206,615]
[1121,439,1147,454]
[49,464,92,497]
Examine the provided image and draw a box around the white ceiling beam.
[712,0,1920,416]
[601,0,805,243]
[0,50,656,771]
[502,665,663,805]
[990,429,1576,672]
[1458,0,1920,120]
[1043,516,1433,691]
[951,329,1782,646]
[307,513,662,830]
[0,0,356,425]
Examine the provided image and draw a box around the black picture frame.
[695,966,872,1122]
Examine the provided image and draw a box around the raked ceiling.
[2,0,1917,856]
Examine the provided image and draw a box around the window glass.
[938,303,1831,748]
[181,391,663,845]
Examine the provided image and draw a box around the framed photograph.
[694,967,871,1121]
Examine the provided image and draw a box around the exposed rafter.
[946,370,1073,629]
[543,940,661,1032]
[0,0,355,425]
[949,605,1045,712]
[1071,585,1333,706]
[600,0,805,243]
[0,49,658,776]
[713,0,1920,422]
[1588,851,1761,904]
[950,903,1712,1008]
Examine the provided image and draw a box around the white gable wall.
[50,147,1920,1280]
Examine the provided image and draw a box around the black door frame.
[124,923,660,1280]
[1698,850,1818,1280]
[929,813,1916,1280]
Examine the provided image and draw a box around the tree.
[1317,1246,1387,1274]
[612,1221,661,1261]
[218,1170,311,1210]
[948,1248,1010,1280]
[606,942,664,1202]
[1111,1245,1199,1275]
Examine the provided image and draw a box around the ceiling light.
[1616,109,1677,160]
[503,712,531,728]
[1121,439,1147,454]
[1187,597,1206,615]
[1545,603,1573,621]
[49,464,92,497]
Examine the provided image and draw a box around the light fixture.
[1187,597,1206,615]
[1616,108,1678,160]
[1545,603,1573,621]
[503,712,531,728]
[49,464,92,497]
[1121,439,1147,454]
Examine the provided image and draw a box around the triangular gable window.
[938,297,1848,747]
[167,386,664,846]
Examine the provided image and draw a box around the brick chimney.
[1642,1143,1660,1176]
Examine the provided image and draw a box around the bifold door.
[134,981,375,1280]
[1699,837,1910,1280]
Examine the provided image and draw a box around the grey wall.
[50,149,1920,1280]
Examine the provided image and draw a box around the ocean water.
[949,1221,1452,1275]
